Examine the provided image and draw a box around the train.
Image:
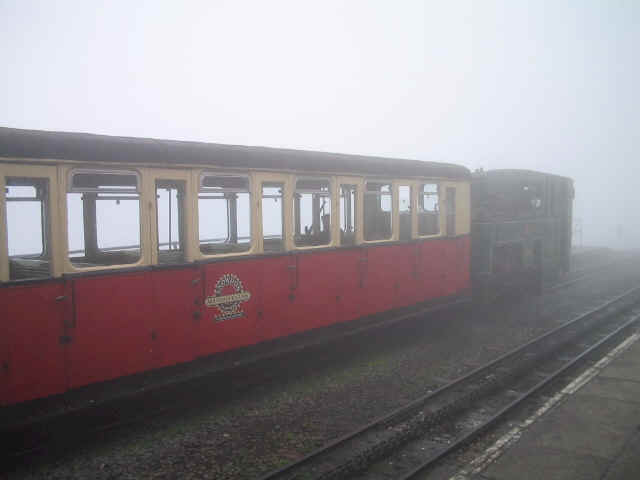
[0,127,572,407]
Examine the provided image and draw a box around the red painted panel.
[199,259,263,355]
[150,266,202,368]
[1,281,67,406]
[334,248,366,324]
[288,251,339,332]
[419,239,446,301]
[438,240,455,297]
[69,272,154,389]
[362,245,397,316]
[392,243,422,309]
[427,236,471,298]
[457,236,472,292]
[259,255,295,340]
[0,287,7,404]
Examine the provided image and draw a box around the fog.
[2,1,638,249]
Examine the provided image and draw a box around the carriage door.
[0,164,69,405]
[148,170,202,369]
[335,180,366,323]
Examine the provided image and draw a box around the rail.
[258,286,640,480]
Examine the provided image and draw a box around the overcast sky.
[1,0,638,249]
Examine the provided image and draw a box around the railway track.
[259,286,640,480]
[546,257,629,292]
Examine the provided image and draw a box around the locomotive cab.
[471,169,574,303]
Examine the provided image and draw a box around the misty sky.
[2,0,638,249]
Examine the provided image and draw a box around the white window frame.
[293,176,334,250]
[196,171,255,259]
[63,167,149,272]
[363,178,396,243]
[416,180,443,239]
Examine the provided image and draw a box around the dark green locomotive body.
[471,169,574,302]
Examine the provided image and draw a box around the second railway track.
[259,286,640,480]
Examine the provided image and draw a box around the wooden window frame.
[363,178,396,244]
[147,168,195,265]
[336,176,363,246]
[196,170,255,259]
[396,180,415,242]
[292,176,335,250]
[62,166,151,273]
[416,180,443,239]
[0,163,61,281]
[253,172,292,253]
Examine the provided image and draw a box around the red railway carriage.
[0,127,471,407]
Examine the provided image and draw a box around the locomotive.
[471,169,574,302]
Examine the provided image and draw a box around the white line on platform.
[449,329,640,480]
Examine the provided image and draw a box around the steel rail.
[553,252,640,292]
[400,308,640,479]
[258,286,640,480]
[546,258,629,292]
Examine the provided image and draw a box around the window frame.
[156,181,185,260]
[147,168,194,265]
[337,177,362,247]
[363,178,396,243]
[445,185,457,237]
[396,181,414,242]
[63,166,149,273]
[5,179,48,258]
[1,163,61,281]
[197,170,254,259]
[292,176,334,250]
[416,180,443,239]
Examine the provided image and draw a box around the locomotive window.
[364,181,392,241]
[199,174,251,255]
[446,187,456,236]
[294,178,331,247]
[67,170,141,268]
[419,183,440,236]
[398,185,412,241]
[157,180,185,264]
[6,178,51,280]
[262,182,284,252]
[340,184,357,246]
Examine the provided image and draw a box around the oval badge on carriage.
[205,273,252,322]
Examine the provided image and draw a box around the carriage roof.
[0,127,470,180]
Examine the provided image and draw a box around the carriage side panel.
[288,251,339,331]
[334,248,368,325]
[392,243,423,309]
[68,272,154,389]
[1,281,67,405]
[150,266,203,368]
[199,259,263,355]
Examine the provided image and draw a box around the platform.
[466,331,640,480]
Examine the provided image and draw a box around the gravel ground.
[10,252,640,480]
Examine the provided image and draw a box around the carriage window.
[446,187,456,236]
[399,185,412,241]
[6,178,51,279]
[67,170,141,267]
[340,184,357,246]
[419,183,440,236]
[364,181,392,241]
[294,178,331,247]
[262,182,284,252]
[199,175,251,255]
[157,181,185,264]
